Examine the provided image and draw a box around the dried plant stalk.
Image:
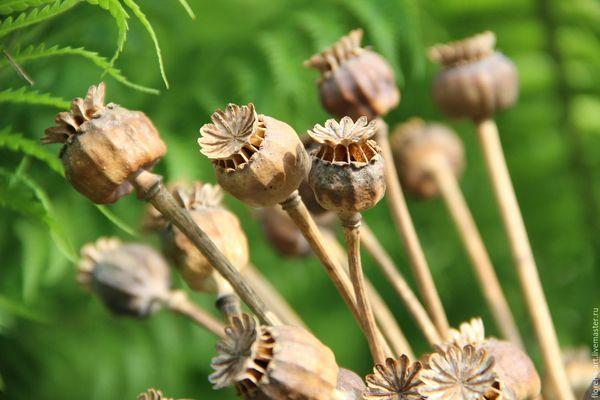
[477,119,573,399]
[166,290,225,338]
[375,119,449,336]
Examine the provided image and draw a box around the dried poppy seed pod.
[336,368,366,400]
[198,103,309,207]
[78,237,171,317]
[146,182,249,293]
[364,355,423,400]
[391,118,465,198]
[305,29,399,120]
[257,206,312,258]
[308,116,386,219]
[42,82,166,204]
[210,314,339,400]
[429,31,518,121]
[137,388,174,400]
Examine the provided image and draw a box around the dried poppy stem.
[130,169,281,326]
[322,230,414,359]
[342,213,387,365]
[243,263,308,329]
[426,155,523,347]
[375,119,449,336]
[166,290,225,338]
[360,223,442,346]
[477,119,573,399]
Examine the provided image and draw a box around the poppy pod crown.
[198,103,309,207]
[429,31,518,121]
[307,116,386,218]
[305,29,399,120]
[42,82,167,204]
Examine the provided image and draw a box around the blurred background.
[0,0,598,398]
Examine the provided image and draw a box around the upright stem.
[323,230,414,358]
[341,213,386,365]
[428,156,523,347]
[477,119,574,400]
[130,169,281,326]
[280,191,393,358]
[360,223,442,346]
[166,290,225,338]
[375,119,450,336]
[243,263,308,329]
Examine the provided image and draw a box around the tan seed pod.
[146,181,249,293]
[198,103,309,207]
[364,355,424,400]
[210,314,339,400]
[307,116,386,219]
[78,237,171,317]
[305,29,400,120]
[429,31,518,121]
[256,206,312,258]
[336,368,366,400]
[391,118,465,198]
[42,82,167,204]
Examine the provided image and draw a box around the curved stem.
[130,169,281,326]
[477,119,573,400]
[166,290,225,338]
[341,213,386,365]
[360,223,442,346]
[428,156,523,347]
[375,119,449,336]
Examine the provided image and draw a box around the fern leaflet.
[0,0,81,38]
[0,128,64,175]
[0,0,59,15]
[85,0,129,67]
[95,205,138,236]
[0,87,69,108]
[175,0,195,19]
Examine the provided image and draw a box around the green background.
[0,0,599,398]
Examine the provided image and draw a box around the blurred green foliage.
[0,0,599,398]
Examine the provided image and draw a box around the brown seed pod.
[305,29,400,120]
[390,118,465,198]
[210,314,339,400]
[364,355,424,400]
[198,103,309,207]
[42,82,166,204]
[429,31,518,121]
[336,368,366,400]
[146,182,249,293]
[78,237,171,317]
[307,116,386,219]
[256,206,312,258]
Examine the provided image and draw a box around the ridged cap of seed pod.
[198,103,310,207]
[77,237,171,317]
[210,314,339,399]
[364,355,424,400]
[145,181,249,293]
[391,118,465,198]
[256,206,312,258]
[42,83,166,204]
[137,388,174,400]
[305,29,399,120]
[429,31,518,121]
[307,116,386,218]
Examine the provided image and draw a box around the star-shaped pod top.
[364,355,424,400]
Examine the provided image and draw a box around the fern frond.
[258,34,304,99]
[0,128,63,175]
[175,0,195,19]
[295,11,346,52]
[0,0,81,38]
[0,87,69,108]
[85,0,129,66]
[95,205,138,236]
[0,0,58,15]
[1,43,159,94]
[122,0,169,88]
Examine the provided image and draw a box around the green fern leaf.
[0,0,81,38]
[86,0,129,66]
[0,43,159,94]
[0,128,64,175]
[0,87,69,108]
[95,205,138,236]
[175,0,195,19]
[0,0,58,15]
[122,0,169,88]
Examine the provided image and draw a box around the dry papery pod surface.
[42,82,166,204]
[308,116,386,218]
[364,355,423,400]
[305,29,399,120]
[209,314,339,399]
[391,118,465,198]
[145,181,249,293]
[198,103,309,207]
[429,31,518,121]
[78,237,171,317]
[438,318,541,400]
